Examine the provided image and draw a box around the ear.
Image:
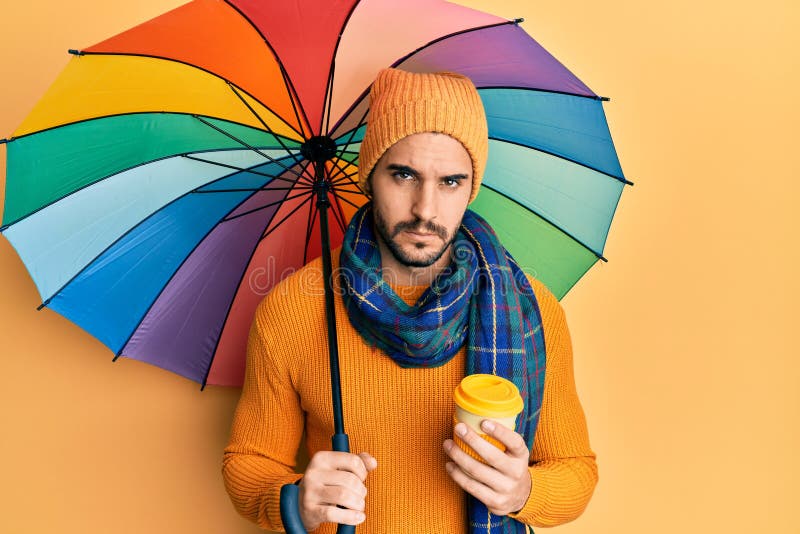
[363,168,374,196]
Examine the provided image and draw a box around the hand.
[443,420,532,516]
[297,451,378,531]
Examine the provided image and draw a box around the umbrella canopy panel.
[1,0,629,386]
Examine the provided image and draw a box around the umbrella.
[1,0,629,531]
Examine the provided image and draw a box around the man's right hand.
[297,451,378,531]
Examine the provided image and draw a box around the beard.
[373,206,459,268]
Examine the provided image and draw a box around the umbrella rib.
[221,0,312,136]
[331,181,358,193]
[327,159,356,186]
[479,85,609,101]
[321,0,363,137]
[112,169,301,376]
[329,195,347,235]
[331,187,362,198]
[330,180,362,198]
[2,111,299,145]
[329,106,369,178]
[330,171,361,189]
[330,166,358,182]
[226,82,305,169]
[200,184,315,391]
[194,186,311,193]
[327,22,523,135]
[223,191,313,223]
[36,161,302,312]
[192,115,312,184]
[220,164,313,222]
[329,169,361,188]
[259,194,314,243]
[489,137,633,185]
[1,140,295,232]
[278,61,310,140]
[327,19,602,137]
[327,156,356,185]
[330,167,357,180]
[64,50,307,138]
[391,19,523,68]
[181,154,308,187]
[329,192,363,211]
[480,182,608,262]
[321,58,336,137]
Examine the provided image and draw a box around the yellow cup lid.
[454,374,524,417]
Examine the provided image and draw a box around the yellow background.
[1,0,798,532]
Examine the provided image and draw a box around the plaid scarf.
[340,203,546,534]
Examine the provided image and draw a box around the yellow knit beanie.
[357,68,489,203]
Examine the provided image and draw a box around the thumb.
[358,452,378,472]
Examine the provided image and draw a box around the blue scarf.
[340,204,546,533]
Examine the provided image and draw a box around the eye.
[393,171,414,181]
[442,177,464,188]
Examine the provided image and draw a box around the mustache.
[391,219,449,240]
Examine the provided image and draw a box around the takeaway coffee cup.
[453,374,524,462]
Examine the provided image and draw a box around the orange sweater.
[223,253,597,533]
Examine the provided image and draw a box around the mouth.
[403,230,439,240]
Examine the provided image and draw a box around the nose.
[410,181,437,222]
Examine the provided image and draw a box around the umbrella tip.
[514,17,524,24]
[599,96,611,102]
[68,49,85,56]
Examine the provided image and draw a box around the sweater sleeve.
[508,279,598,527]
[222,295,305,532]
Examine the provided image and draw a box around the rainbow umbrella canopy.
[0,0,629,388]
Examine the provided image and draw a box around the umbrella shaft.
[313,159,347,440]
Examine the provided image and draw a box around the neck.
[376,238,452,287]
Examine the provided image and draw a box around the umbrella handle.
[279,482,357,534]
[279,483,306,534]
[279,436,358,534]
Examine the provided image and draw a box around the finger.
[314,451,369,480]
[316,484,367,512]
[480,420,529,460]
[318,504,366,527]
[443,438,498,487]
[445,460,497,507]
[358,452,378,472]
[326,470,369,498]
[452,422,507,466]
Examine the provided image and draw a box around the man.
[223,68,597,533]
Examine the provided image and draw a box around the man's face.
[368,132,473,269]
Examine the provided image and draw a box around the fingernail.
[356,512,365,523]
[482,420,495,432]
[443,440,453,452]
[455,423,467,436]
[445,462,454,472]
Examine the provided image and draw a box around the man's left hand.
[443,420,532,516]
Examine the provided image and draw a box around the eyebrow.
[386,164,469,182]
